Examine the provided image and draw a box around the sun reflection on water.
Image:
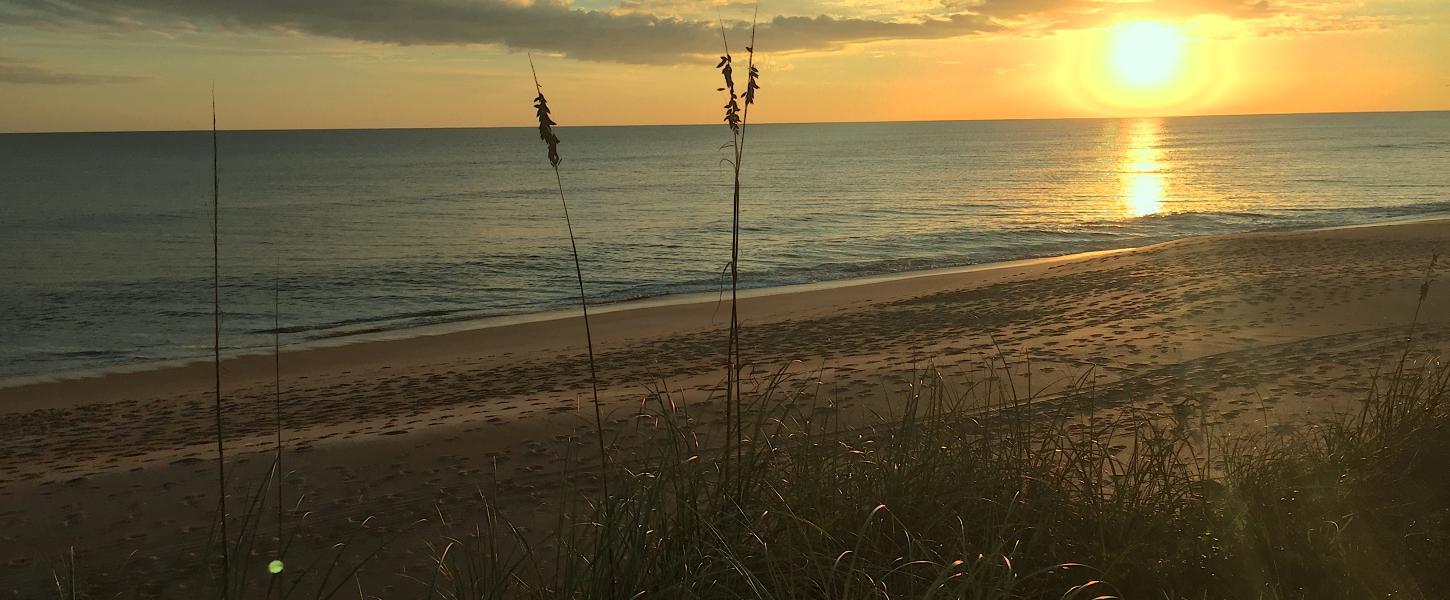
[1120,119,1166,217]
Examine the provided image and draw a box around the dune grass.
[409,342,1449,600]
[49,323,1444,599]
[45,245,1449,599]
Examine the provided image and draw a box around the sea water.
[2,111,1447,379]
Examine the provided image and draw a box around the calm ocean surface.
[2,112,1448,380]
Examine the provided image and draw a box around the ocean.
[2,111,1447,380]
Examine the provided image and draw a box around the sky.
[1,0,1447,132]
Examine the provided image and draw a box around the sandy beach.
[3,219,1449,596]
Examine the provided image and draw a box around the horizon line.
[4,107,1446,135]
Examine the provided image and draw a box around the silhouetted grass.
[529,57,608,494]
[528,56,617,594]
[421,252,1447,597]
[209,89,231,595]
[48,318,1449,598]
[716,13,762,494]
[269,267,288,597]
[412,340,1448,599]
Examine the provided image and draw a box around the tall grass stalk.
[273,267,287,593]
[528,56,615,592]
[210,88,230,595]
[528,57,606,491]
[715,11,761,493]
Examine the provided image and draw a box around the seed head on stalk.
[531,58,561,169]
[527,53,616,593]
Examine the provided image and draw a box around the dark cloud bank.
[0,0,1001,63]
[0,0,1361,65]
[0,56,142,84]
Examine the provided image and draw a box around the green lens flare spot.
[268,559,284,574]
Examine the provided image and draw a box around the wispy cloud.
[0,56,144,84]
[993,61,1035,75]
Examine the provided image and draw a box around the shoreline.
[0,247,1140,390]
[0,242,1140,412]
[6,211,1447,392]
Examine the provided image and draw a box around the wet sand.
[2,219,1449,596]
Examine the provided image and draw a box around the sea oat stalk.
[529,58,605,481]
[529,56,617,593]
[272,267,286,586]
[716,12,761,493]
[209,88,230,595]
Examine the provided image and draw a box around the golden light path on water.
[1121,118,1166,217]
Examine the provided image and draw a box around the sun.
[1062,18,1228,114]
[1107,22,1187,89]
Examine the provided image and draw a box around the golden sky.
[1,0,1446,132]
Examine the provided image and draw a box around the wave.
[245,307,476,336]
[251,203,1450,351]
[1086,201,1450,231]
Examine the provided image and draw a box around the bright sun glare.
[1064,19,1222,113]
[1107,22,1187,89]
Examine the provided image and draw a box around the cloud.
[993,61,1036,74]
[945,0,1277,20]
[943,0,1081,19]
[0,0,1429,66]
[942,0,1425,34]
[0,57,144,84]
[0,0,998,64]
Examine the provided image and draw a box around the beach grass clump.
[1210,347,1450,597]
[421,345,1450,600]
[211,463,399,600]
[53,340,1450,599]
[166,257,1447,600]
